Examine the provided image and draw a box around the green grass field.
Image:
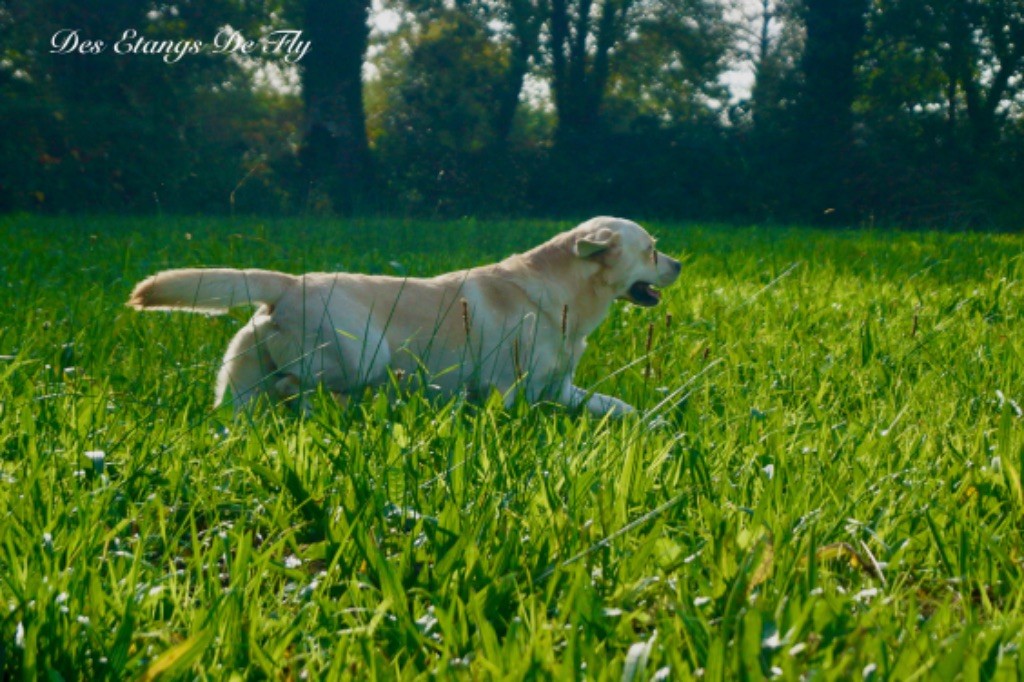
[2,215,1024,679]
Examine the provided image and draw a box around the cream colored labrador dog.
[128,216,681,416]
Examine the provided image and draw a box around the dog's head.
[572,217,681,307]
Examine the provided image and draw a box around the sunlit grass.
[2,215,1024,678]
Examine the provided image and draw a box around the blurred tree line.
[2,0,1023,227]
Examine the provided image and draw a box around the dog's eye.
[651,248,658,265]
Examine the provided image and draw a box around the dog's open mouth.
[626,281,662,307]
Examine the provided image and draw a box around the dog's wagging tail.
[128,268,296,313]
[128,217,682,416]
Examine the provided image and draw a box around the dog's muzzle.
[626,281,663,306]
[623,255,681,307]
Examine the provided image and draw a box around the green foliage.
[369,11,527,213]
[3,0,1024,224]
[605,0,733,126]
[3,215,1024,677]
[0,0,300,213]
[382,13,507,155]
[853,0,1024,226]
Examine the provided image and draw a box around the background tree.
[488,0,547,147]
[536,0,737,216]
[0,0,295,212]
[792,0,870,220]
[3,0,1024,225]
[950,1,1024,157]
[375,0,546,149]
[730,0,804,220]
[370,11,515,212]
[547,0,632,146]
[737,0,803,131]
[857,0,1024,224]
[604,0,732,126]
[296,0,375,214]
[365,0,550,213]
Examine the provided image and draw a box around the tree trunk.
[492,49,529,147]
[961,27,1021,157]
[300,0,373,214]
[549,0,575,141]
[795,0,869,218]
[549,0,626,146]
[944,0,1023,159]
[492,0,543,146]
[799,0,867,149]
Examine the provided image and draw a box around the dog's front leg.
[564,384,635,417]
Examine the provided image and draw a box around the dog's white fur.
[128,216,681,416]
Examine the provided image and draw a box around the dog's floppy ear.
[574,228,616,258]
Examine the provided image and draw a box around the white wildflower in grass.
[762,629,783,651]
[853,588,880,604]
[84,450,105,474]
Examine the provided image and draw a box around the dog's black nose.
[671,258,682,273]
